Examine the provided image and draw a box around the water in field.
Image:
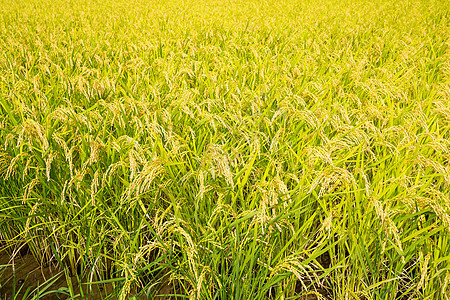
[0,250,185,299]
[0,252,112,300]
[0,250,326,299]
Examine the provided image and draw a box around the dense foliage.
[1,0,449,298]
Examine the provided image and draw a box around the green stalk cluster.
[0,0,449,298]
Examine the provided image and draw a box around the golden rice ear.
[87,136,106,166]
[433,100,450,122]
[200,143,234,188]
[371,197,404,260]
[195,170,208,201]
[122,158,165,203]
[0,150,11,178]
[90,169,101,205]
[308,166,357,197]
[443,272,450,295]
[411,155,450,187]
[305,146,334,167]
[53,134,73,176]
[44,150,56,182]
[355,168,371,197]
[4,152,28,181]
[417,253,431,292]
[22,177,40,203]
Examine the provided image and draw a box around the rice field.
[0,0,449,298]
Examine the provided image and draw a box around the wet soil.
[0,251,179,300]
[0,252,113,300]
[0,251,327,299]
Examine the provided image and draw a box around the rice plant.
[0,0,449,299]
